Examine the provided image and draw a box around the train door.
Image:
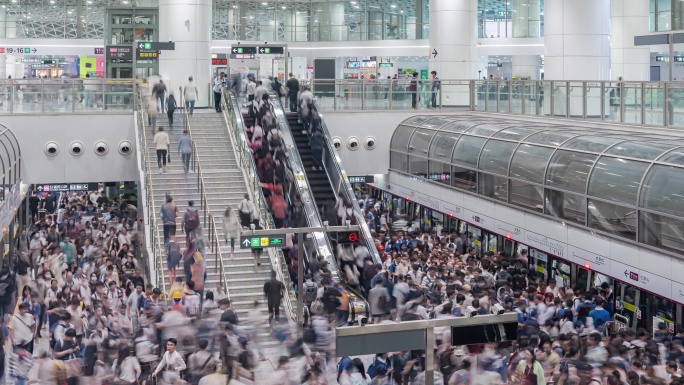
[482,231,501,254]
[615,281,641,330]
[466,224,483,257]
[502,238,515,258]
[529,248,548,282]
[549,257,571,288]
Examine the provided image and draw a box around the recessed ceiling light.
[350,1,356,3]
[261,2,267,5]
[87,1,91,3]
[390,4,397,7]
[281,6,286,9]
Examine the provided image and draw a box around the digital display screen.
[347,61,360,69]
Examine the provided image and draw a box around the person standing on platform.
[286,73,300,113]
[430,70,440,108]
[410,72,420,110]
[213,72,226,113]
[263,270,285,325]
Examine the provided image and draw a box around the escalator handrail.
[268,95,371,317]
[309,99,383,266]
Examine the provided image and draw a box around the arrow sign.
[31,48,36,53]
[242,239,250,247]
[232,48,238,53]
[432,48,438,58]
[139,43,144,49]
[260,48,265,53]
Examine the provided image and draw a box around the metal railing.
[300,78,684,128]
[178,87,230,304]
[220,89,295,321]
[135,90,167,296]
[0,78,135,113]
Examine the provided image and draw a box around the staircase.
[141,111,273,319]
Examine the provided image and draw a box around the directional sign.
[0,47,37,54]
[259,46,284,54]
[230,54,255,59]
[240,234,286,249]
[137,41,175,51]
[432,48,438,58]
[231,46,258,55]
[36,183,99,192]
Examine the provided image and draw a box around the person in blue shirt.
[366,207,376,229]
[588,298,611,330]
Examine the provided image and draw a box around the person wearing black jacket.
[285,73,299,113]
[263,270,285,324]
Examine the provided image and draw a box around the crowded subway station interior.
[5,0,684,384]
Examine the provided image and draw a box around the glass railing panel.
[440,80,472,110]
[497,81,511,113]
[522,80,540,116]
[623,83,644,124]
[568,81,584,118]
[605,83,621,123]
[667,82,684,128]
[485,81,499,112]
[474,80,487,111]
[645,83,665,126]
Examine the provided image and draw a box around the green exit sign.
[241,234,286,249]
[263,47,271,54]
[237,47,243,53]
[144,42,152,49]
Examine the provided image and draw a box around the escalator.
[277,100,382,268]
[285,113,337,206]
[225,91,369,325]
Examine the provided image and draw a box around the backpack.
[367,359,388,379]
[269,132,283,148]
[185,209,199,231]
[303,281,317,303]
[376,291,387,312]
[337,357,353,381]
[303,327,317,344]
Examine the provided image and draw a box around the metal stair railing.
[136,89,167,297]
[220,89,296,322]
[178,87,230,304]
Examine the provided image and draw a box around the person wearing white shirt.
[153,127,170,173]
[152,338,186,382]
[112,347,142,384]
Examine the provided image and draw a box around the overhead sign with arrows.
[230,45,285,58]
[240,234,286,249]
[432,48,438,58]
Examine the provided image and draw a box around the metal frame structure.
[336,313,519,385]
[389,114,684,258]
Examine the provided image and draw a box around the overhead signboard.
[35,183,99,192]
[347,175,374,184]
[212,58,228,65]
[0,47,37,54]
[136,41,175,51]
[240,234,286,249]
[259,46,284,54]
[379,63,393,67]
[231,46,258,55]
[106,46,133,60]
[94,48,104,55]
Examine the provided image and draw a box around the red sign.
[212,58,227,65]
[0,48,5,54]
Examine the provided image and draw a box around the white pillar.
[429,0,477,105]
[544,0,610,81]
[610,0,650,81]
[512,0,541,38]
[512,55,540,80]
[158,0,212,107]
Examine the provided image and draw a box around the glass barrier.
[304,79,684,128]
[0,79,135,114]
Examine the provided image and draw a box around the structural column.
[544,0,610,81]
[512,55,540,80]
[610,0,650,80]
[158,0,212,107]
[429,0,477,105]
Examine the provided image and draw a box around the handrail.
[136,87,167,297]
[308,99,382,266]
[177,87,230,303]
[220,89,295,321]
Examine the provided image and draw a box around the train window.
[480,140,517,176]
[478,173,508,203]
[510,180,543,213]
[640,211,684,253]
[409,155,428,178]
[390,150,408,171]
[452,166,477,191]
[546,150,598,194]
[428,161,451,185]
[510,144,554,184]
[588,156,649,205]
[544,189,586,225]
[640,164,684,217]
[588,199,637,240]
